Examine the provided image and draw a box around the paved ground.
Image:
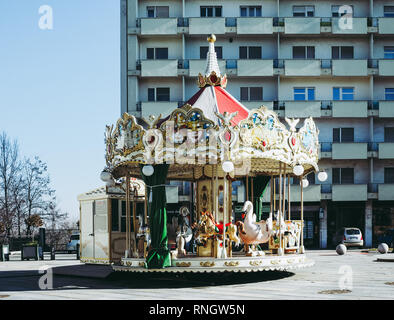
[0,249,393,300]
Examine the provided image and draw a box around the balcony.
[140,18,178,35]
[378,60,394,76]
[378,143,394,159]
[140,60,178,77]
[140,101,176,118]
[236,17,273,34]
[189,18,226,35]
[237,60,274,76]
[332,101,368,118]
[379,101,394,118]
[284,60,321,76]
[284,101,321,118]
[332,60,368,76]
[188,59,226,77]
[332,17,367,34]
[284,18,321,34]
[241,101,274,110]
[378,184,394,201]
[261,184,321,202]
[332,143,368,159]
[332,184,368,201]
[378,18,394,34]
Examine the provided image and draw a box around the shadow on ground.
[107,270,295,289]
[0,269,294,292]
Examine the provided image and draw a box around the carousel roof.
[103,34,321,180]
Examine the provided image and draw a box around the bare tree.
[0,132,21,242]
[41,199,68,230]
[22,156,55,236]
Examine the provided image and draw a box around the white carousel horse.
[174,207,193,258]
[236,201,274,255]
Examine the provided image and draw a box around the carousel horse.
[194,211,240,246]
[136,214,150,258]
[236,201,274,256]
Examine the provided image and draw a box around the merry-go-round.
[90,34,326,273]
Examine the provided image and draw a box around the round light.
[142,165,154,177]
[293,165,304,176]
[302,178,309,188]
[318,171,328,182]
[222,160,234,173]
[100,170,112,182]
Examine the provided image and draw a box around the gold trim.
[200,261,215,267]
[176,262,192,267]
[249,260,263,266]
[224,261,239,267]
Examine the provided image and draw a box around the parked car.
[333,227,364,248]
[66,232,80,253]
[377,229,394,248]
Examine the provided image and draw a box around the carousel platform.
[112,252,314,273]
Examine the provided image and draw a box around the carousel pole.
[132,190,137,254]
[221,172,227,259]
[125,174,130,258]
[300,174,305,254]
[246,174,249,201]
[278,163,283,256]
[270,175,273,214]
[215,165,219,222]
[287,173,291,220]
[282,166,286,222]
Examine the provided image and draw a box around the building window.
[385,168,394,183]
[148,88,170,102]
[332,168,354,184]
[147,6,169,18]
[239,46,262,59]
[332,46,354,59]
[331,5,353,17]
[384,6,394,17]
[293,6,314,17]
[200,6,222,17]
[333,128,354,143]
[293,46,315,59]
[147,48,168,60]
[240,6,262,17]
[385,88,394,100]
[294,87,315,101]
[333,87,354,100]
[384,46,394,59]
[384,127,394,142]
[200,46,222,59]
[240,87,263,101]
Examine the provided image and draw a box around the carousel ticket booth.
[86,34,326,273]
[78,179,146,264]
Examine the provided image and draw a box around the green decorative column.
[244,176,270,222]
[140,164,171,269]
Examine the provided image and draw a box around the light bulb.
[318,171,328,182]
[142,165,154,176]
[293,165,304,176]
[302,178,309,188]
[222,160,234,173]
[100,170,112,182]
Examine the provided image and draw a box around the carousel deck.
[113,252,314,273]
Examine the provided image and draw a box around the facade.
[120,0,394,248]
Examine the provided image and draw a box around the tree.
[22,156,55,236]
[0,132,22,242]
[41,199,68,230]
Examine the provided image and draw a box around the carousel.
[98,34,324,273]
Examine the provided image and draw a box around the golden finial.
[207,34,216,43]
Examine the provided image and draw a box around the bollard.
[50,247,55,260]
[2,245,10,261]
[76,243,80,260]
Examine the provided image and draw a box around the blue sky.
[0,1,120,222]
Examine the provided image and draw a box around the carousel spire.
[205,34,221,77]
[197,34,227,88]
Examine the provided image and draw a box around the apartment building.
[120,0,394,248]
